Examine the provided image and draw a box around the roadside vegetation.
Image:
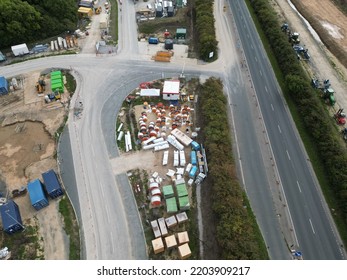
[246,0,347,247]
[198,77,269,259]
[58,196,80,259]
[192,0,218,61]
[108,0,119,44]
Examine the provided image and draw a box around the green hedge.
[194,0,218,61]
[199,77,268,259]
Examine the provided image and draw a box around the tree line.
[193,0,218,61]
[199,77,268,259]
[249,0,347,243]
[0,0,78,49]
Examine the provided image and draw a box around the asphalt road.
[229,0,345,259]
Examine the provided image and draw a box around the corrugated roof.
[27,179,47,204]
[176,183,188,197]
[166,197,178,213]
[42,169,61,194]
[178,196,190,210]
[0,200,23,231]
[162,185,174,198]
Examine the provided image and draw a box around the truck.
[11,43,29,56]
[148,37,159,44]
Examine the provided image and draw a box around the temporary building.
[176,28,187,39]
[0,200,24,234]
[176,211,188,224]
[176,183,188,197]
[51,81,64,93]
[158,217,168,236]
[190,151,197,165]
[165,235,177,249]
[171,128,193,146]
[166,197,178,213]
[163,185,174,199]
[151,219,161,238]
[42,169,64,199]
[189,165,198,179]
[178,196,190,210]
[191,141,200,151]
[78,6,93,17]
[165,215,177,228]
[140,88,160,97]
[162,80,180,100]
[0,76,8,95]
[27,179,49,211]
[177,231,189,245]
[152,237,164,254]
[178,243,191,259]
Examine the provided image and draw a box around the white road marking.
[271,103,274,111]
[260,70,262,76]
[297,181,302,193]
[309,218,316,234]
[286,150,291,161]
[100,184,105,199]
[110,231,114,253]
[265,86,268,92]
[278,124,282,134]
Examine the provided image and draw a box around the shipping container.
[190,151,197,165]
[42,169,64,199]
[189,165,198,179]
[0,200,24,234]
[27,179,49,211]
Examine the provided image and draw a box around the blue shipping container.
[189,166,198,179]
[0,76,8,95]
[28,179,49,211]
[0,200,24,234]
[190,151,197,165]
[191,141,200,151]
[148,37,159,44]
[42,169,64,199]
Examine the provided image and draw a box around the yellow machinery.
[35,76,46,93]
[95,6,102,14]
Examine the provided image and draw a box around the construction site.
[0,69,73,259]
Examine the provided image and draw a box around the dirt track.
[274,0,347,112]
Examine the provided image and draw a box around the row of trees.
[250,0,347,238]
[193,0,218,61]
[0,0,78,49]
[199,77,268,259]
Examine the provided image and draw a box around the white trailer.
[11,43,29,56]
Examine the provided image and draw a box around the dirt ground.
[273,0,347,88]
[0,71,69,259]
